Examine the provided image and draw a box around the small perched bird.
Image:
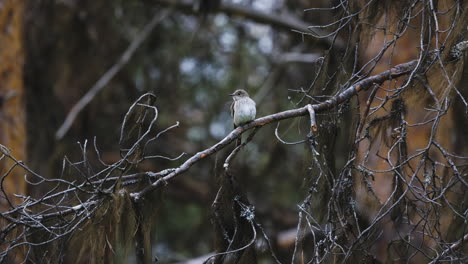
[230,89,256,128]
[230,89,256,146]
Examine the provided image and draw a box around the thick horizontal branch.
[154,0,344,48]
[130,56,420,201]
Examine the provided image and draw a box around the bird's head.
[229,89,249,101]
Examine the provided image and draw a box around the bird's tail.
[234,124,241,147]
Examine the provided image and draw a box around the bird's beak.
[228,93,234,96]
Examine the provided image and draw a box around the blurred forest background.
[0,0,467,263]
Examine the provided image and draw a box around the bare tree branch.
[153,0,345,48]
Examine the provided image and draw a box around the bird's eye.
[237,92,241,95]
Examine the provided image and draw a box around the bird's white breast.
[233,97,256,126]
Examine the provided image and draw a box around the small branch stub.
[307,104,317,133]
